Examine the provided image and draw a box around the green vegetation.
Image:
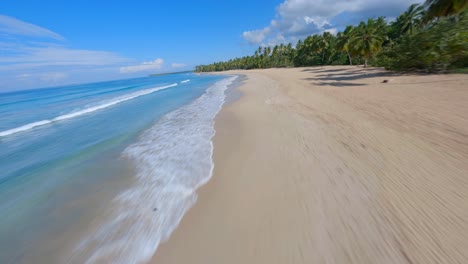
[195,0,468,73]
[425,0,468,20]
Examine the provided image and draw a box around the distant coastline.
[150,70,193,77]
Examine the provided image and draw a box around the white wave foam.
[180,79,190,83]
[0,84,178,138]
[0,120,53,137]
[70,76,237,264]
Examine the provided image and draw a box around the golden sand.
[152,66,468,264]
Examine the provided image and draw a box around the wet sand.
[152,66,468,264]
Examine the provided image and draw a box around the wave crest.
[0,84,178,138]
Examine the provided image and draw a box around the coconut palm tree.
[351,18,385,68]
[425,0,468,20]
[319,32,335,64]
[395,4,425,35]
[302,34,322,64]
[336,25,355,65]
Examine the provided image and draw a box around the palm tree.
[351,18,385,68]
[425,0,468,20]
[395,4,425,35]
[271,45,278,66]
[304,35,320,64]
[336,25,355,65]
[257,47,263,56]
[319,32,333,64]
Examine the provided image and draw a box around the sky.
[0,0,423,91]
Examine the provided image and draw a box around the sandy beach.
[152,66,468,264]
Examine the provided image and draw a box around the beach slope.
[152,66,468,264]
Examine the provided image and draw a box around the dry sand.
[152,66,468,264]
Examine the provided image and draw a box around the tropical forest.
[195,0,468,73]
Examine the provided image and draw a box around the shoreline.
[152,66,468,264]
[221,73,245,105]
[0,74,233,264]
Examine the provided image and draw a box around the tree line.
[195,0,467,73]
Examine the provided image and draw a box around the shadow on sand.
[301,67,349,74]
[314,82,366,87]
[301,66,395,87]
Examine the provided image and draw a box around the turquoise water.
[0,73,235,263]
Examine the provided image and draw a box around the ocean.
[0,73,237,263]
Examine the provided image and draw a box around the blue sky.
[0,0,421,91]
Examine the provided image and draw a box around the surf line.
[0,83,178,137]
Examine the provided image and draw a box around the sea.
[0,72,237,263]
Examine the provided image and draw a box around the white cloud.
[0,46,129,71]
[264,34,287,47]
[11,72,68,89]
[0,15,64,40]
[16,73,32,80]
[0,16,132,91]
[171,63,186,68]
[120,58,164,73]
[0,16,129,72]
[39,72,68,83]
[242,28,271,44]
[324,28,338,35]
[242,0,424,45]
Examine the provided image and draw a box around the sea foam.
[0,84,177,138]
[70,76,237,264]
